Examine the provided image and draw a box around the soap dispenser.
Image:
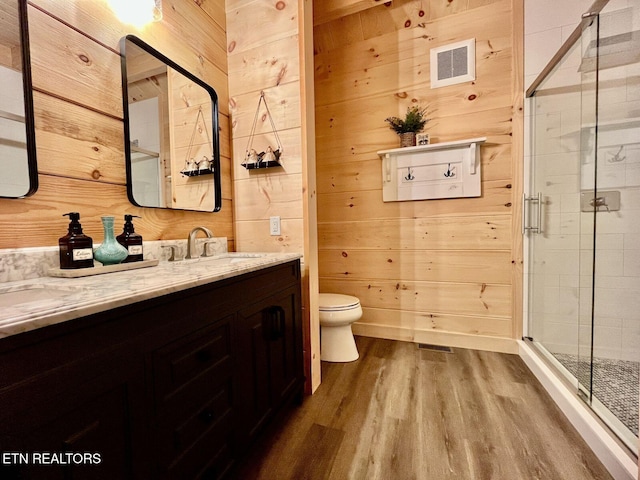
[116,214,144,263]
[59,212,94,269]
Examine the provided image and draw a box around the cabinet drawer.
[249,261,299,293]
[155,378,233,474]
[212,261,300,309]
[152,318,232,410]
[162,408,234,480]
[173,380,232,454]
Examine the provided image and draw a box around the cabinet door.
[235,298,273,446]
[0,366,140,480]
[234,285,303,448]
[267,286,303,407]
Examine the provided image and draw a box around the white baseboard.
[519,341,637,480]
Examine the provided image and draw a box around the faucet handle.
[162,245,182,262]
[202,241,217,258]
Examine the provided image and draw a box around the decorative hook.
[444,163,455,178]
[607,145,626,163]
[405,167,415,181]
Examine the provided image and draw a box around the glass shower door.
[582,6,640,449]
[527,34,590,394]
[527,5,640,451]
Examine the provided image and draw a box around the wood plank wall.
[0,0,233,249]
[314,0,522,353]
[0,2,22,70]
[226,0,304,253]
[0,0,524,382]
[226,0,321,391]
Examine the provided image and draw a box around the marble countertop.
[0,253,301,339]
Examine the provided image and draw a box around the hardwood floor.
[231,337,614,480]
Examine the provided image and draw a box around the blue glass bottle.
[94,216,129,265]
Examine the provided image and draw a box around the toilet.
[319,293,362,362]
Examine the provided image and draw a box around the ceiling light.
[108,0,162,28]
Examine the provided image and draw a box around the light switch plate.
[269,216,281,236]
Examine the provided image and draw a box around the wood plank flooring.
[230,337,614,480]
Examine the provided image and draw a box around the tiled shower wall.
[525,0,640,362]
[587,4,640,360]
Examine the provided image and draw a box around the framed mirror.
[0,0,38,198]
[120,35,221,212]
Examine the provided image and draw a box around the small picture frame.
[417,133,430,146]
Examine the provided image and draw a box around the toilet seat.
[319,293,360,311]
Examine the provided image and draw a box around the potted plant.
[385,105,429,147]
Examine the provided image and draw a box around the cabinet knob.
[200,408,215,423]
[195,349,212,363]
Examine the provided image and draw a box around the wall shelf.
[378,137,486,202]
[241,160,282,170]
[180,167,214,177]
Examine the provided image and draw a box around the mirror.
[120,35,221,212]
[0,0,37,198]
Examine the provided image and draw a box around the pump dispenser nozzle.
[123,214,141,231]
[63,212,83,233]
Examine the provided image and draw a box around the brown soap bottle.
[116,214,143,263]
[59,212,94,269]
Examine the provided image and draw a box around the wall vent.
[418,343,453,353]
[430,39,475,89]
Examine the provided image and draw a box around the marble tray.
[48,259,159,278]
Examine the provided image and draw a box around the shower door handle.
[522,192,543,234]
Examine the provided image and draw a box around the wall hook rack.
[378,137,486,202]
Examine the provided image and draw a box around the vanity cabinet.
[0,260,303,480]
[149,316,235,479]
[0,315,145,479]
[235,284,302,448]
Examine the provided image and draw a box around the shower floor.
[553,353,639,437]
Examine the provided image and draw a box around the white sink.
[0,285,74,309]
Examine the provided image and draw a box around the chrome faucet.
[186,226,213,259]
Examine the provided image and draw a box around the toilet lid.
[319,293,360,311]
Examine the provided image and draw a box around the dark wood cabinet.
[235,285,303,448]
[150,316,236,479]
[0,335,144,479]
[0,260,303,480]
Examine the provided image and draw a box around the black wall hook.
[444,163,455,178]
[405,168,415,181]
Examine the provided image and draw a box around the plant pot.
[399,132,416,148]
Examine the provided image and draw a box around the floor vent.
[418,343,453,353]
